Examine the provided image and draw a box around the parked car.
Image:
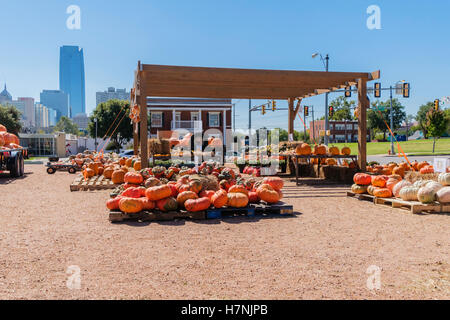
[119,150,134,158]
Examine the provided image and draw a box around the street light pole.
[324,54,330,146]
[94,117,98,151]
[389,86,395,155]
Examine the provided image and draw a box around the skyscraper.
[40,89,69,121]
[96,87,130,106]
[59,45,85,117]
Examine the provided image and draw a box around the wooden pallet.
[347,191,375,202]
[374,197,450,215]
[70,175,119,192]
[206,202,294,219]
[109,210,206,222]
[347,192,450,214]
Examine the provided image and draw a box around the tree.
[0,104,22,135]
[416,102,434,139]
[54,116,80,135]
[404,114,416,140]
[367,99,406,141]
[426,109,448,153]
[329,96,357,121]
[88,99,132,152]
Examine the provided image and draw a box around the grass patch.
[331,139,450,156]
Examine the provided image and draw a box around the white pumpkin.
[413,180,432,188]
[436,187,450,204]
[393,180,412,198]
[417,186,437,204]
[425,181,443,193]
[438,173,450,186]
[399,186,420,201]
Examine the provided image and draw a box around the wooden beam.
[139,66,149,169]
[133,122,139,155]
[357,78,368,171]
[288,98,295,137]
[369,70,381,81]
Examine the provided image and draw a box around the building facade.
[72,113,89,130]
[40,89,68,120]
[17,97,35,127]
[0,84,12,104]
[35,103,50,129]
[310,120,365,143]
[96,87,130,106]
[147,98,232,142]
[59,45,86,117]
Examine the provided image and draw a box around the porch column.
[223,109,227,145]
[357,78,368,172]
[172,109,176,130]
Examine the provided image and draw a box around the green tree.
[0,104,22,135]
[329,96,357,121]
[426,109,448,153]
[416,102,434,139]
[367,99,406,141]
[54,116,80,135]
[88,99,132,152]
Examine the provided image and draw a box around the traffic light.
[402,83,410,98]
[272,100,277,112]
[345,86,352,98]
[329,106,334,118]
[304,106,309,117]
[262,105,266,115]
[435,99,440,111]
[374,83,381,98]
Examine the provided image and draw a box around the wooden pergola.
[131,62,380,171]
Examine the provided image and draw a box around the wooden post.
[288,98,295,138]
[357,79,368,172]
[133,122,139,155]
[139,66,149,169]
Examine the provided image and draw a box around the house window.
[209,112,220,127]
[191,112,199,121]
[151,112,163,127]
[175,112,181,122]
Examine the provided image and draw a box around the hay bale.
[188,174,219,191]
[148,139,162,155]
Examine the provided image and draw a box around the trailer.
[45,161,81,174]
[0,148,27,178]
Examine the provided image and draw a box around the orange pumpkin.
[248,191,259,203]
[111,169,126,184]
[156,197,178,212]
[125,158,133,167]
[386,178,400,192]
[177,191,199,207]
[145,177,161,188]
[326,158,337,166]
[133,161,141,171]
[121,187,142,199]
[145,185,172,201]
[119,197,144,214]
[227,192,249,208]
[341,147,351,155]
[124,172,144,185]
[83,168,95,180]
[119,157,126,166]
[313,144,327,155]
[139,198,155,210]
[391,167,405,178]
[189,180,203,194]
[106,196,122,210]
[373,188,392,198]
[372,175,387,188]
[0,133,4,147]
[417,161,429,171]
[256,184,280,204]
[211,190,228,208]
[329,146,340,156]
[353,173,371,186]
[200,190,215,201]
[420,166,434,174]
[262,177,284,191]
[228,185,249,196]
[296,143,311,155]
[0,124,6,132]
[184,197,211,212]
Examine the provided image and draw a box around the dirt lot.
[0,165,448,300]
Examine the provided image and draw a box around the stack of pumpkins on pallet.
[106,166,285,214]
[366,160,442,175]
[294,143,355,168]
[352,172,450,205]
[0,124,21,150]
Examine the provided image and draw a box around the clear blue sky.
[1,0,449,131]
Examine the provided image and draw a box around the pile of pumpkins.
[106,167,285,214]
[294,143,355,167]
[352,172,450,205]
[366,161,441,175]
[0,124,21,150]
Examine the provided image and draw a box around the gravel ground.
[0,165,448,300]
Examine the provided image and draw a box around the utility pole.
[248,99,252,130]
[94,117,98,151]
[232,103,236,132]
[311,106,315,142]
[324,54,330,146]
[390,86,395,154]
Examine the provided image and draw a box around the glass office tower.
[59,46,86,117]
